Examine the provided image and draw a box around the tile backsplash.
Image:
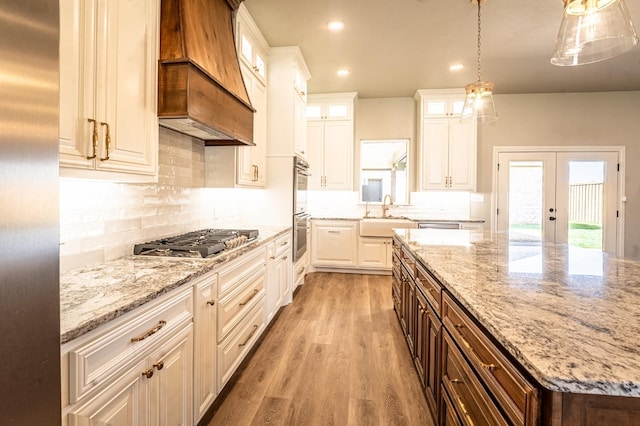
[59,127,261,271]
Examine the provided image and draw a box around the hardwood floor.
[208,272,434,426]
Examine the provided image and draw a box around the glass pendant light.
[461,0,498,124]
[551,0,638,66]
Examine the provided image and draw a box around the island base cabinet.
[441,331,509,426]
[543,391,640,426]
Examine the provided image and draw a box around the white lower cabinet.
[63,240,288,426]
[358,237,392,269]
[266,233,292,324]
[311,220,358,267]
[217,300,265,390]
[68,323,193,426]
[193,273,218,423]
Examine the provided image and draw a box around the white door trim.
[491,146,625,256]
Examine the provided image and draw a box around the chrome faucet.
[364,202,370,218]
[382,194,393,218]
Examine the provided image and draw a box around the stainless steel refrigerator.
[0,1,61,424]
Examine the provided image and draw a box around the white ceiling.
[244,0,640,98]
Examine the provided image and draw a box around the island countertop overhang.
[393,228,640,398]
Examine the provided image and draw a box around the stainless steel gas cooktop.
[133,229,259,258]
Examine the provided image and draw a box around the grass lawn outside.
[509,222,602,249]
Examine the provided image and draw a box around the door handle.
[549,216,556,221]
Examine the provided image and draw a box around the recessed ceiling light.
[337,69,350,77]
[327,21,345,31]
[449,63,464,71]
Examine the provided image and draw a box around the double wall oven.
[293,156,310,262]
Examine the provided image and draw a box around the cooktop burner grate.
[134,229,259,258]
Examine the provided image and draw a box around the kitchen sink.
[359,217,416,237]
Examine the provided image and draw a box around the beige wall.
[354,97,416,191]
[475,91,640,258]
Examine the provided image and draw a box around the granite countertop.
[60,226,290,344]
[394,228,640,398]
[311,215,484,223]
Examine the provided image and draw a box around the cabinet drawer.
[218,246,267,298]
[416,263,442,315]
[68,286,193,403]
[392,251,401,274]
[274,233,292,256]
[217,267,266,341]
[442,331,508,426]
[392,236,402,254]
[401,246,415,277]
[217,298,265,390]
[443,293,540,426]
[441,383,463,426]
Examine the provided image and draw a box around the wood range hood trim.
[158,0,255,146]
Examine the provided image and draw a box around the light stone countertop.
[311,216,484,223]
[394,228,640,397]
[60,226,290,344]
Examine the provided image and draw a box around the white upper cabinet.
[59,0,159,181]
[416,89,477,191]
[306,93,357,190]
[235,4,268,187]
[306,97,354,121]
[267,46,311,158]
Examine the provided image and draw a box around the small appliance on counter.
[134,229,259,258]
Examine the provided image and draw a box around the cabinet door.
[276,251,292,310]
[148,325,193,426]
[193,278,217,422]
[358,238,390,269]
[425,307,442,419]
[415,289,429,388]
[421,119,450,190]
[95,0,158,175]
[311,221,358,267]
[60,0,158,177]
[68,358,148,426]
[323,120,353,190]
[293,92,308,158]
[448,120,476,191]
[306,121,325,189]
[237,65,267,187]
[59,0,95,170]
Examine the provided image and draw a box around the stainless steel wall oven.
[293,156,310,262]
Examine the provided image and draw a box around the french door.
[496,151,620,254]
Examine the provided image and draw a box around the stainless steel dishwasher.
[417,222,461,229]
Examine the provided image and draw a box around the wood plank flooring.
[208,272,434,426]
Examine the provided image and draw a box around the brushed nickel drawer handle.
[239,289,259,306]
[131,320,166,342]
[238,324,259,347]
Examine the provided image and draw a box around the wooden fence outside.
[569,183,603,225]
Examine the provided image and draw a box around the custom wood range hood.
[158,0,255,146]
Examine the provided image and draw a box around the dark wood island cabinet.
[392,230,640,426]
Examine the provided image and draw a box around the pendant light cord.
[477,0,482,82]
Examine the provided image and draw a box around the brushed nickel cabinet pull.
[239,289,259,306]
[131,320,166,342]
[142,368,154,379]
[99,122,110,161]
[238,325,259,347]
[87,118,98,159]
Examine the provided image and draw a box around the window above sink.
[359,139,409,205]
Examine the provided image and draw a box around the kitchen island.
[392,228,640,425]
